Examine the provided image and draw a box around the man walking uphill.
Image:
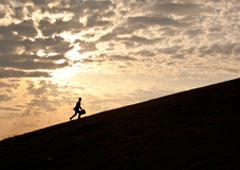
[70,97,86,120]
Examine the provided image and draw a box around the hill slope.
[0,78,240,170]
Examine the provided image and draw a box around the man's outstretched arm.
[79,106,83,110]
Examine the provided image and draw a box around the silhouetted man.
[70,98,85,120]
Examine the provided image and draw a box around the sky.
[0,0,240,140]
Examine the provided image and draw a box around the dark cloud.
[127,16,189,28]
[0,32,71,75]
[36,4,113,34]
[75,40,98,54]
[31,0,49,5]
[110,55,136,61]
[184,29,203,38]
[31,0,113,28]
[30,36,73,54]
[27,80,60,97]
[160,27,178,36]
[21,80,71,116]
[0,0,7,3]
[0,20,38,41]
[0,26,15,40]
[98,27,162,47]
[0,35,72,54]
[181,47,195,54]
[208,26,221,32]
[0,53,69,70]
[12,19,38,37]
[97,24,143,43]
[0,36,22,54]
[27,97,57,112]
[28,0,112,17]
[154,2,201,16]
[0,68,51,79]
[0,94,13,102]
[82,54,137,63]
[0,82,9,88]
[98,32,116,42]
[0,81,19,91]
[13,7,25,20]
[158,46,182,54]
[0,11,5,18]
[83,0,112,11]
[116,35,162,45]
[134,50,155,57]
[82,33,96,38]
[98,14,184,44]
[85,13,112,28]
[102,10,115,18]
[0,34,71,76]
[171,54,184,59]
[199,43,236,57]
[0,107,21,111]
[38,18,83,36]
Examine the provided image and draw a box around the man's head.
[79,97,82,101]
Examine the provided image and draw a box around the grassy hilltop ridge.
[0,78,240,170]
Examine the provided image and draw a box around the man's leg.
[78,110,81,119]
[70,111,78,120]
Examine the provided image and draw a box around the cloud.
[171,54,184,59]
[0,68,51,79]
[0,82,10,88]
[27,80,60,97]
[158,46,182,54]
[83,0,112,11]
[79,54,137,64]
[0,32,71,76]
[2,19,38,38]
[102,10,115,18]
[0,81,19,92]
[26,97,57,112]
[0,26,72,54]
[154,2,201,16]
[134,50,156,57]
[0,107,21,111]
[110,55,137,61]
[0,53,69,70]
[85,13,112,28]
[127,16,189,28]
[198,43,237,57]
[24,79,75,114]
[184,29,203,38]
[98,32,116,42]
[29,36,73,54]
[0,94,13,102]
[0,11,5,18]
[75,40,98,54]
[32,0,113,34]
[12,6,25,20]
[31,0,49,6]
[97,29,162,48]
[38,18,83,36]
[116,35,162,45]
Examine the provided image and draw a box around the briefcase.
[79,109,86,115]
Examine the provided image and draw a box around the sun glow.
[65,44,90,61]
[51,66,79,81]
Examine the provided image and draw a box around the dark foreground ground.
[0,78,240,170]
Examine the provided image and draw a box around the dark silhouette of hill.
[0,78,240,170]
